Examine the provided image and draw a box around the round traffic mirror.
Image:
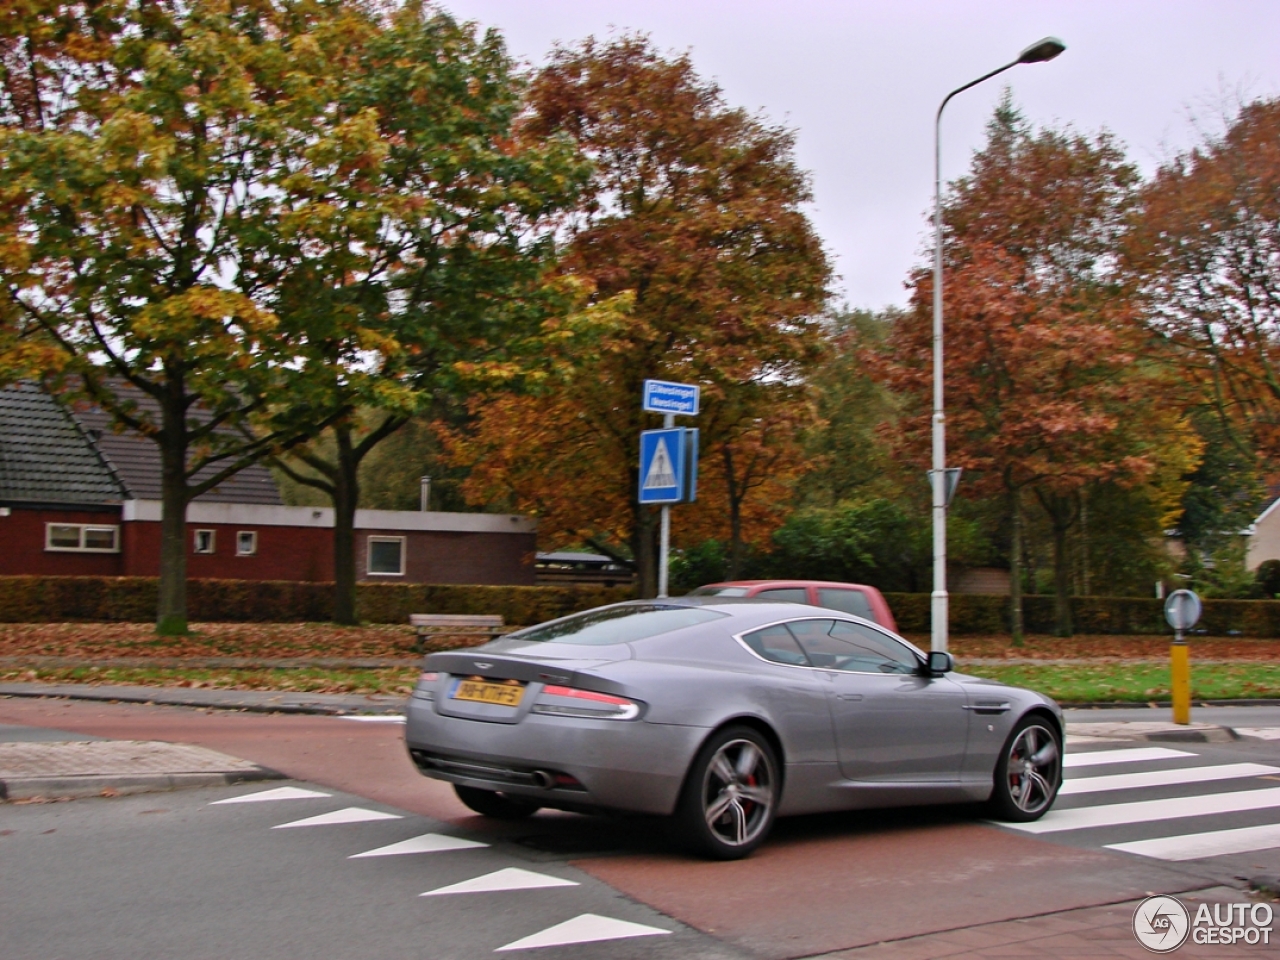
[1164,589,1202,631]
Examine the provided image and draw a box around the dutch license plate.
[451,677,524,707]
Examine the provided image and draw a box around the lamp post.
[930,36,1065,653]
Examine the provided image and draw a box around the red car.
[688,579,897,633]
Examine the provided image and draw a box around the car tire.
[453,785,541,820]
[676,725,780,860]
[989,714,1062,822]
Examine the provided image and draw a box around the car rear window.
[507,604,727,646]
[817,588,874,620]
[754,587,808,603]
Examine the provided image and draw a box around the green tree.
[1,0,366,633]
[256,4,587,624]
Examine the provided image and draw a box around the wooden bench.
[410,614,507,654]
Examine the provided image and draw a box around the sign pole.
[1171,630,1190,725]
[658,413,673,597]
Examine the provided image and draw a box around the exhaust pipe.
[530,770,555,790]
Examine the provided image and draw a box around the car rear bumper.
[404,695,707,815]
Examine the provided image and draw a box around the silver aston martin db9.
[404,598,1063,859]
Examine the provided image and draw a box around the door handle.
[837,693,864,701]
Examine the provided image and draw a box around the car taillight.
[415,671,439,700]
[532,684,641,721]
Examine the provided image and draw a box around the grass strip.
[4,661,1280,703]
[962,662,1280,703]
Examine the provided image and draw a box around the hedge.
[3,576,1279,635]
[885,592,1280,637]
[0,576,634,625]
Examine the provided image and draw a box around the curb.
[0,766,282,802]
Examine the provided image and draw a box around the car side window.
[782,619,844,668]
[785,619,918,674]
[755,587,808,603]
[740,624,812,666]
[825,621,920,674]
[816,587,874,622]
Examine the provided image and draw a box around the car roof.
[696,580,880,591]
[627,596,903,637]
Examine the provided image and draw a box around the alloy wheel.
[701,738,776,848]
[1005,723,1060,815]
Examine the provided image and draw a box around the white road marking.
[350,833,488,858]
[273,807,402,828]
[1060,763,1280,796]
[209,786,331,804]
[1063,747,1195,769]
[338,715,405,723]
[496,914,671,951]
[1107,822,1280,861]
[1007,786,1280,834]
[1235,727,1280,741]
[422,867,578,897]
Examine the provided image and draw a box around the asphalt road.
[4,697,1280,958]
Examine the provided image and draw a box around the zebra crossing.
[205,783,678,954]
[1003,735,1280,865]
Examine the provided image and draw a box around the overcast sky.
[438,0,1279,312]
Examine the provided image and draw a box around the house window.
[236,531,258,556]
[45,523,120,553]
[367,536,405,576]
[193,529,216,555]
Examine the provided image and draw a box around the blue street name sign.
[642,379,700,416]
[638,428,698,504]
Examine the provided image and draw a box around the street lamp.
[930,37,1065,653]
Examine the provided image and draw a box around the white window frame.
[235,530,258,556]
[366,535,406,576]
[45,523,120,554]
[193,529,216,555]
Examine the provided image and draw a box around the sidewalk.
[0,737,281,800]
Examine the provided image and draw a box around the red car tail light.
[532,685,642,721]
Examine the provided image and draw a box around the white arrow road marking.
[422,867,578,897]
[273,807,402,828]
[496,914,671,951]
[1063,747,1195,769]
[1060,762,1280,795]
[1007,786,1280,834]
[1108,822,1280,861]
[350,834,488,858]
[210,786,331,804]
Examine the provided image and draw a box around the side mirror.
[926,651,953,675]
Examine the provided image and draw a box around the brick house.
[0,383,535,584]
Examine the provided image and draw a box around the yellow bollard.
[1170,635,1190,725]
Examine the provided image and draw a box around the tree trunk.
[332,425,361,626]
[156,384,190,636]
[635,505,657,598]
[1009,483,1025,646]
[1051,515,1074,637]
[722,446,746,579]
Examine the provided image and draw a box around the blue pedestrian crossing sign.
[638,428,698,504]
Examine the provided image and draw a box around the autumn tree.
[1129,97,1280,457]
[449,36,830,595]
[881,99,1184,637]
